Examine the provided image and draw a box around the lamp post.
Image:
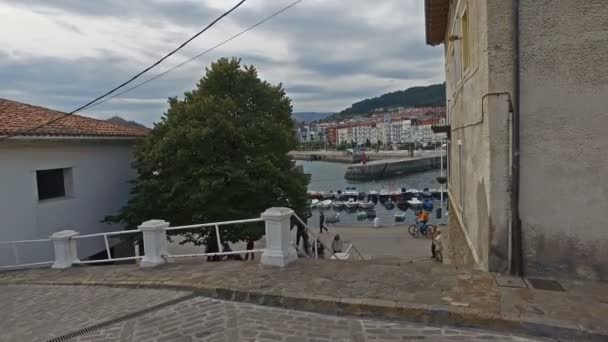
[440,141,447,219]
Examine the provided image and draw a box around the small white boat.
[394,212,406,222]
[310,199,319,208]
[406,189,420,196]
[332,201,346,209]
[320,199,333,209]
[356,211,367,220]
[344,188,359,199]
[407,198,423,209]
[358,201,375,209]
[345,198,359,209]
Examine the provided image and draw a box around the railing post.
[50,230,80,269]
[138,219,169,268]
[261,207,297,267]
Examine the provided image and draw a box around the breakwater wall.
[344,156,446,180]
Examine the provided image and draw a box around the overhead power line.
[81,0,304,112]
[0,0,247,140]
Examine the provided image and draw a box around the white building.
[0,99,148,267]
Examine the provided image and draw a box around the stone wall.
[517,0,608,281]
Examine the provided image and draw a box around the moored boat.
[367,190,379,203]
[358,201,375,209]
[383,199,395,210]
[344,187,359,200]
[358,192,366,200]
[320,199,333,209]
[345,198,359,209]
[396,199,409,211]
[407,198,423,209]
[356,211,367,220]
[310,199,319,208]
[378,189,391,203]
[332,201,346,210]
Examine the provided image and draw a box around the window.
[461,8,470,72]
[36,168,72,200]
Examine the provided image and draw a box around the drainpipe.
[510,0,523,277]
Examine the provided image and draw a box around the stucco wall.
[0,140,136,266]
[518,0,608,280]
[444,0,495,270]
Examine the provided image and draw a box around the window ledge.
[37,196,74,205]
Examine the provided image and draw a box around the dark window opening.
[37,168,66,200]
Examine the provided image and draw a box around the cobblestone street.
[1,285,541,342]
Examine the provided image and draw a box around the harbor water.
[296,160,448,229]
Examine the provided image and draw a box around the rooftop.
[0,98,149,139]
[424,0,449,46]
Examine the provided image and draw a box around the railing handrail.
[349,244,365,260]
[292,213,342,261]
[74,229,141,239]
[166,217,264,231]
[0,238,51,245]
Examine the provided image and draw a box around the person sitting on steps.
[331,234,343,253]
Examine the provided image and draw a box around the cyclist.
[416,210,430,236]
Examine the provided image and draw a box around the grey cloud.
[0,0,444,120]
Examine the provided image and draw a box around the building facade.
[0,99,148,267]
[425,0,608,280]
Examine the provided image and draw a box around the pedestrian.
[331,234,343,253]
[205,237,221,262]
[222,242,243,261]
[319,211,329,234]
[244,238,255,261]
[434,229,443,262]
[430,226,438,259]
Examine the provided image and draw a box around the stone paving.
[1,284,539,341]
[1,259,606,340]
[0,285,190,342]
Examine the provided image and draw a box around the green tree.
[106,58,309,247]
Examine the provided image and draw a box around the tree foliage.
[106,58,309,246]
[323,83,446,122]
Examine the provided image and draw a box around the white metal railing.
[72,229,142,265]
[0,239,54,270]
[165,217,265,259]
[330,243,365,260]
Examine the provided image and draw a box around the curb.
[3,280,606,341]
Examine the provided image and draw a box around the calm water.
[295,160,447,228]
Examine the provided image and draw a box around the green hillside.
[324,83,445,122]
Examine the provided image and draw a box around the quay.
[345,155,446,180]
[289,150,431,163]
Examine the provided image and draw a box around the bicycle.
[408,221,436,239]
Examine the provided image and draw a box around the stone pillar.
[261,207,298,267]
[138,219,169,268]
[50,230,80,269]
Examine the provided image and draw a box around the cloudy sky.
[0,0,444,126]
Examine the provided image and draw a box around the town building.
[425,0,608,280]
[0,99,148,267]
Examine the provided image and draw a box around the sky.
[0,0,444,126]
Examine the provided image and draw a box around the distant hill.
[323,83,446,122]
[293,112,333,123]
[106,116,148,129]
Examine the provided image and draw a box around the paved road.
[1,285,541,342]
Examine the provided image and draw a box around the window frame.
[460,5,470,74]
[35,167,74,202]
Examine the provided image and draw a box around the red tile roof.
[0,99,149,138]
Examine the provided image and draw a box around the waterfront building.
[425,0,608,280]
